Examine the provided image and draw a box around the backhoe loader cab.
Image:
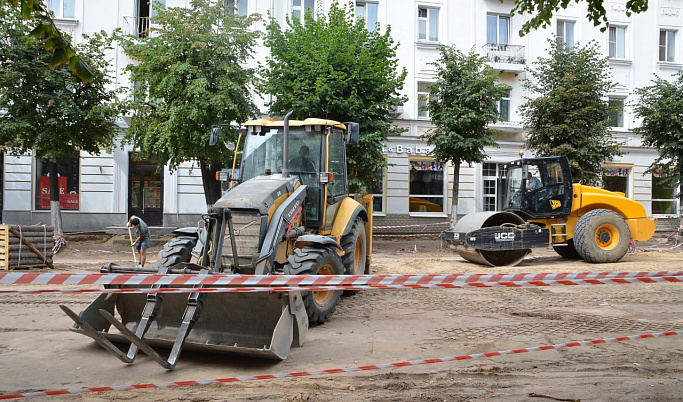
[62,116,373,370]
[443,156,656,266]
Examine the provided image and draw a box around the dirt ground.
[1,235,682,401]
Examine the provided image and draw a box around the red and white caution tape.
[373,221,450,230]
[2,330,680,400]
[1,276,681,295]
[1,271,681,288]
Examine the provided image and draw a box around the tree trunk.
[450,160,461,229]
[200,159,224,207]
[47,161,64,236]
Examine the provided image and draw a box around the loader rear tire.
[574,209,631,263]
[155,236,198,269]
[552,239,581,259]
[340,218,367,296]
[285,246,343,325]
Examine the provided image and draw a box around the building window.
[498,88,511,122]
[482,163,507,212]
[486,14,509,45]
[659,29,676,62]
[370,166,385,213]
[409,159,444,213]
[292,0,315,21]
[609,26,626,59]
[356,2,378,32]
[418,6,439,42]
[225,0,248,17]
[602,166,631,197]
[47,0,75,18]
[652,169,679,215]
[556,20,575,51]
[609,98,625,128]
[417,82,433,119]
[35,156,80,211]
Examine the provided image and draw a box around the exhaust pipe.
[282,111,293,178]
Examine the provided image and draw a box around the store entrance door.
[129,157,163,226]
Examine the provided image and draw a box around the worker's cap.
[131,218,140,226]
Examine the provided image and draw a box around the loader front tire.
[340,218,367,296]
[285,246,343,325]
[574,209,631,263]
[155,236,198,269]
[552,239,581,259]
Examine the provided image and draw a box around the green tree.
[260,0,407,192]
[2,0,93,81]
[423,46,508,222]
[0,4,120,235]
[118,0,259,206]
[512,0,649,36]
[632,71,683,218]
[520,40,621,185]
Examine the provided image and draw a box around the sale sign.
[39,176,79,210]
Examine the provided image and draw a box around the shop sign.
[382,145,433,155]
[39,176,79,210]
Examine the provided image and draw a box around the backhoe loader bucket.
[63,264,308,369]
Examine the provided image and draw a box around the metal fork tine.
[60,305,134,364]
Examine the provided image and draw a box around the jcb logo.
[549,200,562,210]
[494,232,515,241]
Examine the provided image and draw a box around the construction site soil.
[0,235,682,401]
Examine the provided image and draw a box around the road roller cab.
[443,156,657,266]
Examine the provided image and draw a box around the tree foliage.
[0,3,120,232]
[632,72,683,200]
[423,46,508,219]
[520,40,621,185]
[118,0,259,205]
[260,0,407,192]
[2,0,93,81]
[511,0,649,36]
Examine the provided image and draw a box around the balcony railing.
[482,44,526,65]
[122,16,161,38]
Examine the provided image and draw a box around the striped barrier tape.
[373,221,450,230]
[1,271,681,288]
[1,276,681,295]
[2,330,680,400]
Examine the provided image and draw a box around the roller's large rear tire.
[574,209,631,263]
[285,246,343,325]
[340,218,367,295]
[552,239,581,259]
[155,236,198,268]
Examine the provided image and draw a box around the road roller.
[442,156,657,266]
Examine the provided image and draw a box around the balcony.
[482,44,526,73]
[122,16,161,38]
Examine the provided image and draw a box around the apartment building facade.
[2,0,681,230]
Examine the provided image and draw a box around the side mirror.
[344,122,359,145]
[209,126,220,146]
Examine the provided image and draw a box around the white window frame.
[356,1,378,32]
[659,29,677,63]
[47,0,75,19]
[556,19,575,51]
[481,163,507,212]
[225,0,248,17]
[370,164,386,214]
[608,25,627,59]
[417,82,433,119]
[292,0,316,22]
[651,169,681,216]
[609,97,625,128]
[417,6,439,42]
[601,165,632,198]
[486,14,510,45]
[498,88,511,122]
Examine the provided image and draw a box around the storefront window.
[35,156,80,210]
[409,159,444,213]
[482,162,507,211]
[602,166,630,197]
[370,167,384,213]
[652,169,679,215]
